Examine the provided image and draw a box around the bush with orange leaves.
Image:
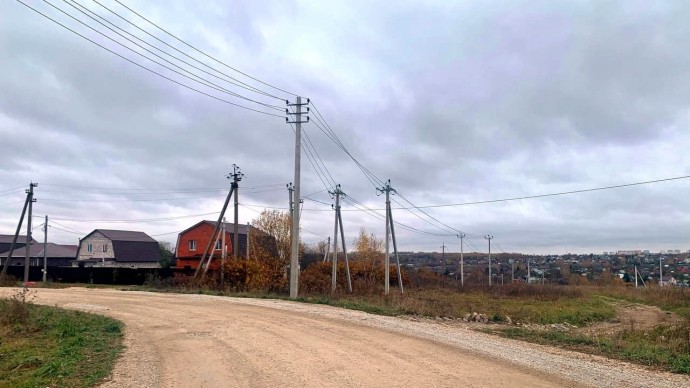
[300,260,409,295]
[220,258,287,293]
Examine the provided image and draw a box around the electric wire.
[40,211,220,223]
[48,220,85,234]
[110,0,301,98]
[16,0,284,118]
[45,0,284,111]
[82,0,285,100]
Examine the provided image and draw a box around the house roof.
[0,234,37,244]
[80,230,159,262]
[91,229,157,243]
[0,243,78,258]
[177,220,250,237]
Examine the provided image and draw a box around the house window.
[215,240,222,250]
[103,244,108,253]
[87,244,93,253]
[189,240,197,251]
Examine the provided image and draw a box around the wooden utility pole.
[286,97,309,298]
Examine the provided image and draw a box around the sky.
[1,0,689,255]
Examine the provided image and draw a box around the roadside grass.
[485,324,690,374]
[0,288,123,388]
[115,282,615,325]
[589,286,690,318]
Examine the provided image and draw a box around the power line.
[110,0,301,98]
[40,194,227,202]
[82,0,285,101]
[0,200,26,207]
[404,174,690,209]
[150,229,184,237]
[39,183,284,191]
[48,220,85,234]
[39,211,220,223]
[48,225,83,235]
[16,0,284,118]
[44,0,284,111]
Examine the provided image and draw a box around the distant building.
[0,243,77,267]
[660,276,678,287]
[617,250,642,256]
[0,234,37,255]
[75,229,161,268]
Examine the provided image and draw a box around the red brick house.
[175,220,248,270]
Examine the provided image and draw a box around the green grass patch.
[0,296,123,387]
[490,326,690,374]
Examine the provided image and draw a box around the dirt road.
[2,288,688,387]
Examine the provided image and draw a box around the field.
[0,288,123,388]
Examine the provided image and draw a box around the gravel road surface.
[2,287,688,387]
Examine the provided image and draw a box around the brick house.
[175,221,249,270]
[75,229,161,268]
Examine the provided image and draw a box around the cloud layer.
[1,0,689,254]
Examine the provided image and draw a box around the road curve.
[2,288,688,387]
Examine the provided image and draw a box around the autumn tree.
[250,210,291,266]
[352,227,384,264]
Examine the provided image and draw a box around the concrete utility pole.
[246,222,250,260]
[382,183,392,294]
[485,235,493,286]
[441,242,446,262]
[194,175,236,278]
[1,188,31,278]
[24,182,37,283]
[42,215,48,282]
[659,258,663,286]
[229,164,243,260]
[221,217,227,286]
[526,257,531,284]
[457,233,465,286]
[286,97,309,298]
[329,185,352,293]
[323,236,330,262]
[331,186,341,292]
[377,180,403,294]
[387,203,403,294]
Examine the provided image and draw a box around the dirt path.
[2,288,688,387]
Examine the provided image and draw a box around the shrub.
[0,286,36,325]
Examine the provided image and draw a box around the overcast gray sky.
[1,0,689,254]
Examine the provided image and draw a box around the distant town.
[398,249,690,287]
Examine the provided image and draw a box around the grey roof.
[94,229,157,243]
[0,234,37,244]
[0,243,78,258]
